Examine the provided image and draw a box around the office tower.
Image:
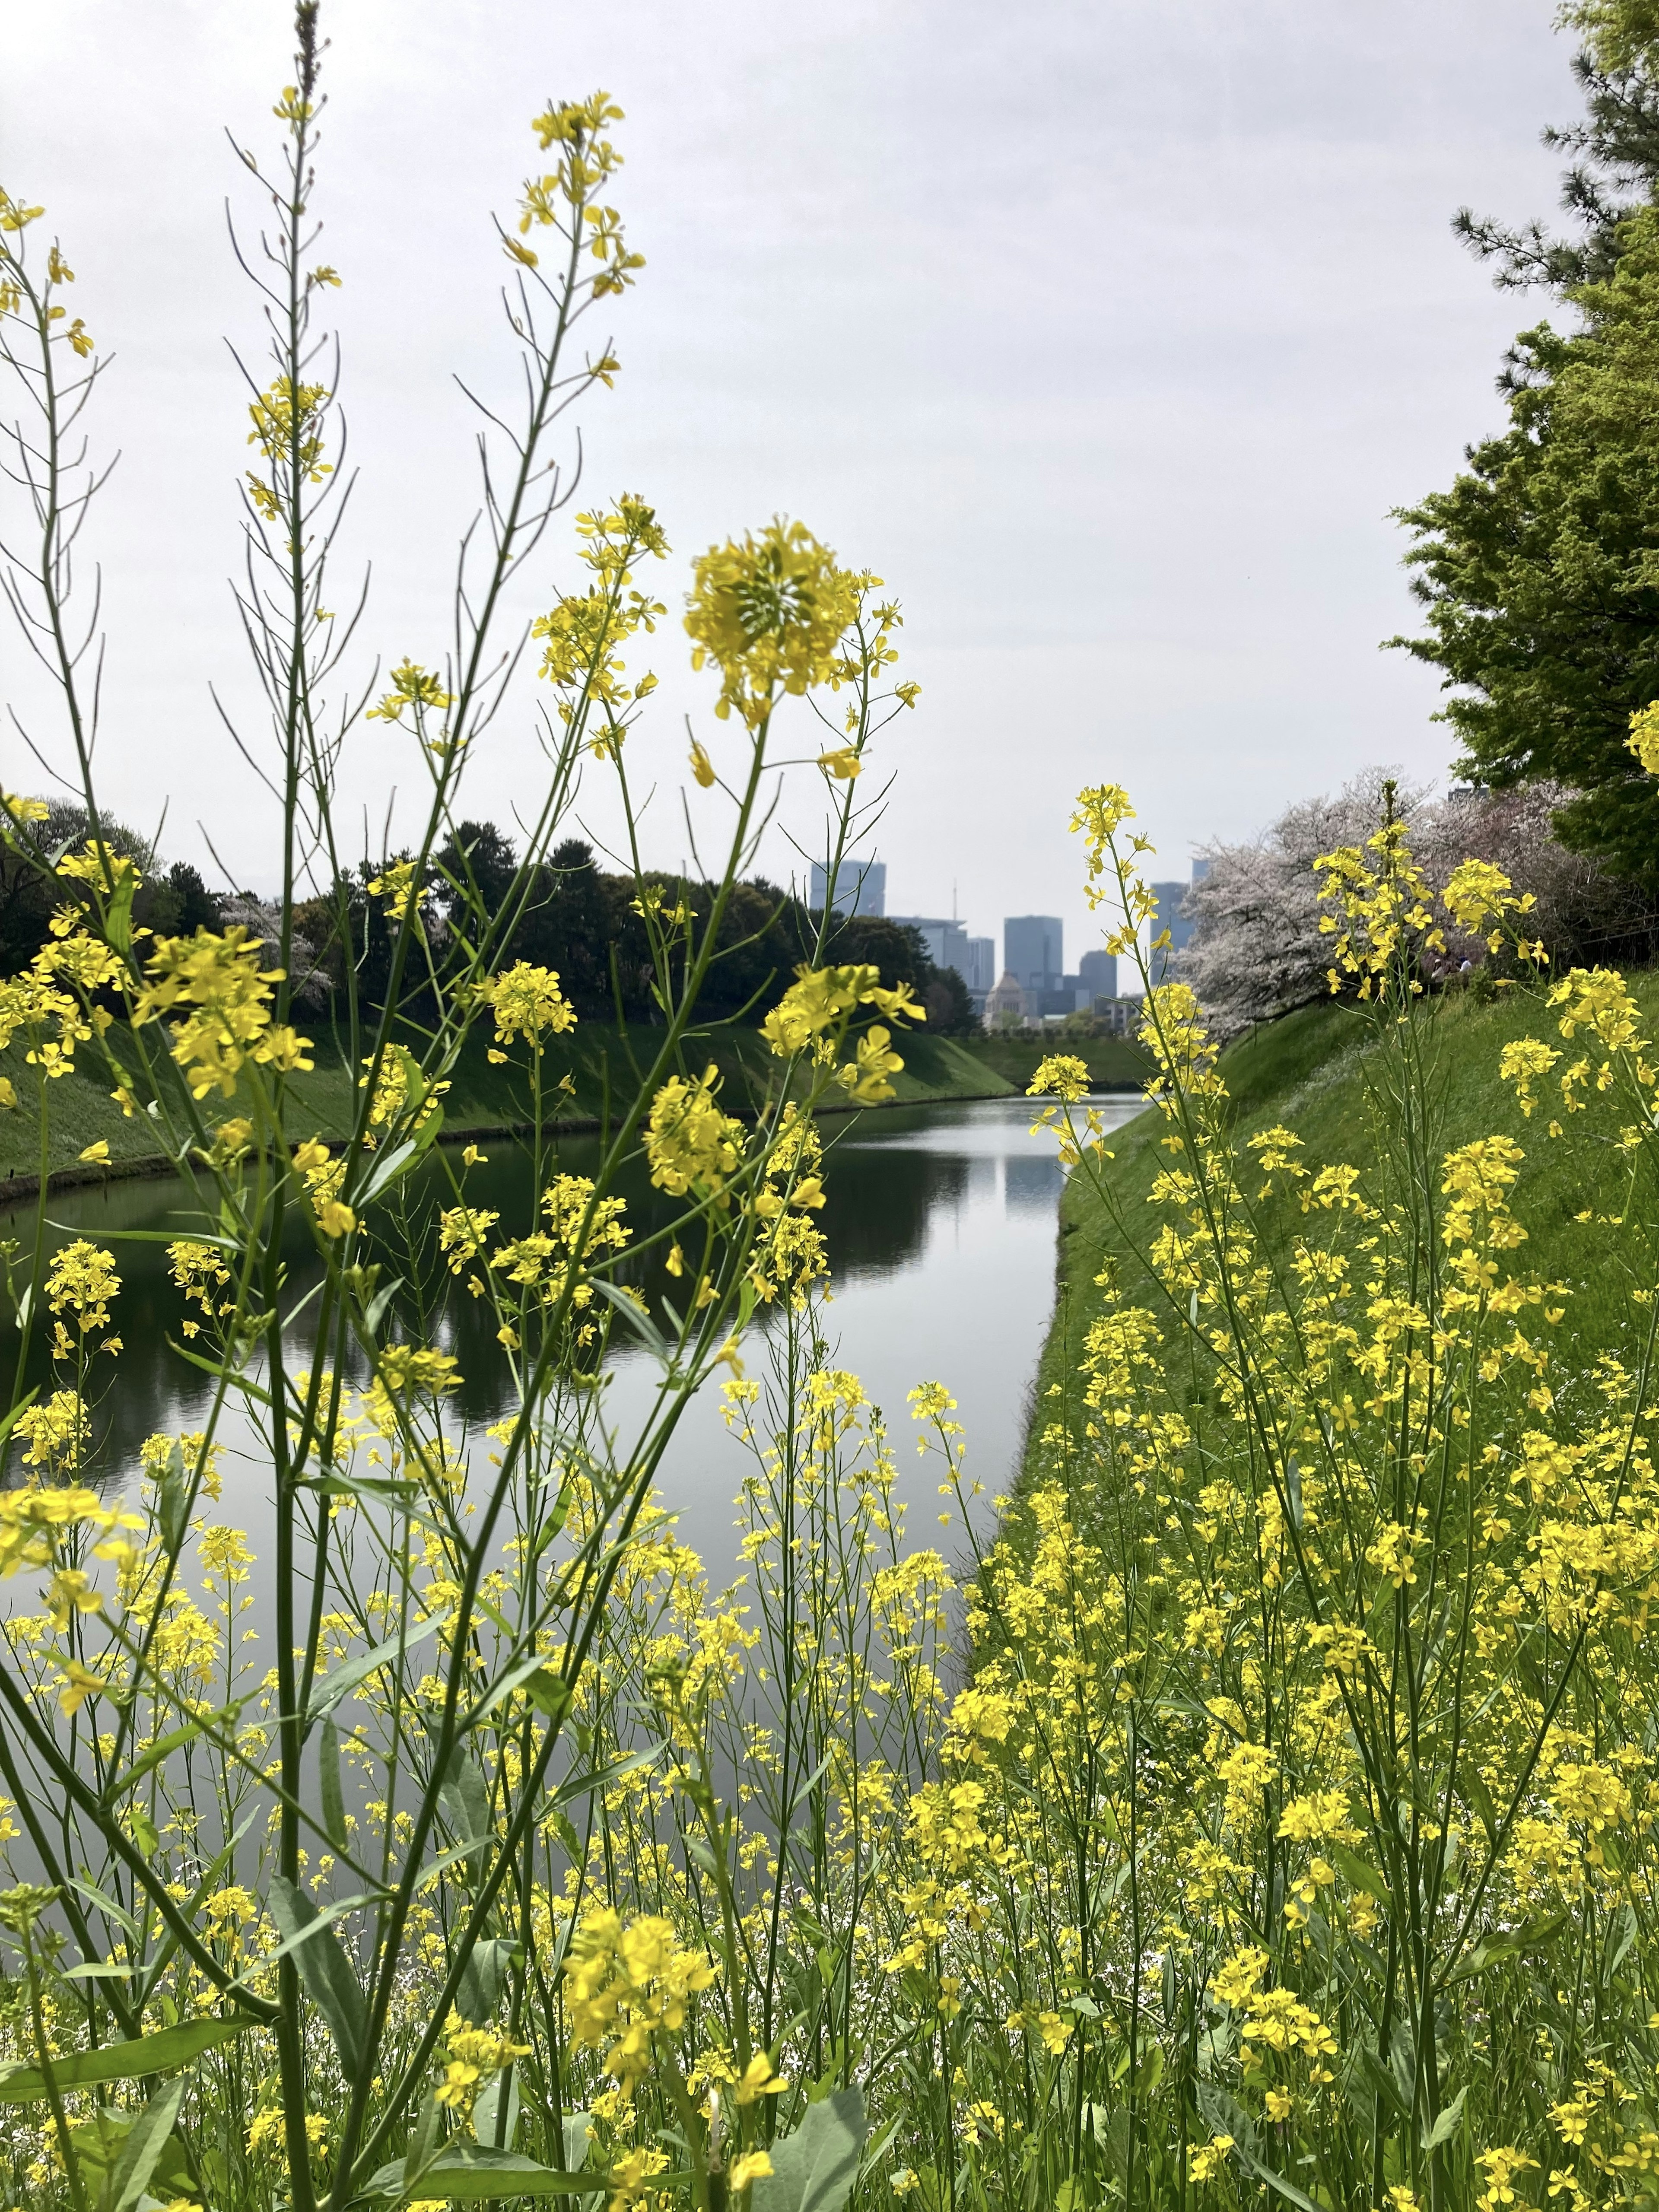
[1004,915,1062,994]
[1077,948,1118,1001]
[1148,879,1199,984]
[888,915,970,976]
[809,858,886,918]
[964,936,995,995]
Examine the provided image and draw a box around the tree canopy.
[1392,205,1659,879]
[1456,2,1659,298]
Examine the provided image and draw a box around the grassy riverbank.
[966,1030,1150,1092]
[0,1019,1019,1198]
[1020,974,1659,1491]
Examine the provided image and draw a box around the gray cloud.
[4,0,1569,964]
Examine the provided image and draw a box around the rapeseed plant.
[7,9,1659,2212]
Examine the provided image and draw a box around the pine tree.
[1455,3,1659,304]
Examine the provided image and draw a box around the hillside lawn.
[0,1017,1036,1197]
[1022,974,1659,1488]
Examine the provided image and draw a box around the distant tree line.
[1,808,979,1036]
[0,801,222,975]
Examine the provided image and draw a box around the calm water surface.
[8,1094,1145,1579]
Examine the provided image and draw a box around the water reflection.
[6,1094,1146,1575]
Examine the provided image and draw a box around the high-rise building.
[809,858,886,918]
[1148,876,1201,985]
[1004,915,1062,994]
[889,915,970,977]
[963,937,995,995]
[1078,948,1118,1001]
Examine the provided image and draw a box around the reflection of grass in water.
[10,1103,1014,1491]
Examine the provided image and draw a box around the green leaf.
[526,1669,572,1721]
[266,1875,368,2077]
[469,1650,571,1729]
[103,865,139,957]
[1326,1840,1390,1902]
[320,1716,350,1855]
[457,1938,517,2028]
[164,1335,275,1409]
[1443,1913,1569,1985]
[102,1697,247,1807]
[753,2085,868,2212]
[1358,2042,1411,2120]
[65,1875,142,1943]
[1422,2086,1468,2154]
[1203,2079,1336,2212]
[441,1746,493,1868]
[366,2148,604,2199]
[1197,2084,1332,2212]
[472,2063,521,2153]
[0,2015,257,2103]
[156,1440,190,1556]
[303,1613,443,1735]
[359,1139,420,1206]
[109,2074,188,2212]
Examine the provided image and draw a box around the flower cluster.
[684,518,861,729]
[643,1067,744,1198]
[561,1909,715,2097]
[134,926,312,1099]
[481,961,578,1049]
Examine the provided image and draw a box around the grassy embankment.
[960,1030,1150,1093]
[0,1017,1102,1198]
[1021,976,1659,1490]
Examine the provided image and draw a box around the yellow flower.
[729,2152,773,2191]
[57,1658,106,1716]
[817,746,862,779]
[1476,2148,1538,2211]
[77,1140,111,1164]
[1027,1054,1091,1103]
[366,859,426,922]
[366,658,453,723]
[684,518,861,728]
[1628,698,1659,774]
[644,1067,743,1197]
[733,2053,788,2104]
[562,1908,715,2096]
[481,962,577,1046]
[245,377,331,520]
[690,739,717,787]
[606,2146,670,2212]
[134,926,311,1098]
[1189,2135,1234,2183]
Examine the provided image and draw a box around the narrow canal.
[6,1093,1146,1579]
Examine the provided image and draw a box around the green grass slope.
[963,1032,1152,1093]
[0,1018,1014,1196]
[1023,976,1659,1488]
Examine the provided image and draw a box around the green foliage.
[1393,204,1659,880]
[1455,1,1659,294]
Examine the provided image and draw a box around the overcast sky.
[5,1,1575,969]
